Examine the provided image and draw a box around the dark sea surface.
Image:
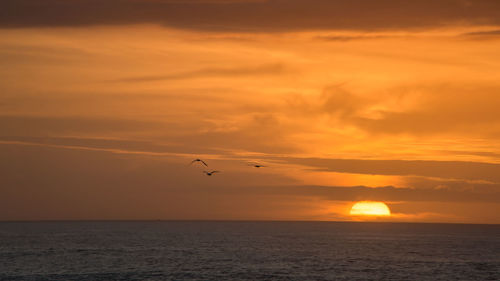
[0,221,499,281]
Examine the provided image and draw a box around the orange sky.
[1,0,500,223]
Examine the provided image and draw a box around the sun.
[350,201,391,216]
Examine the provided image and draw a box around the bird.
[190,158,208,167]
[248,162,266,168]
[203,170,220,176]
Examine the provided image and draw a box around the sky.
[1,0,500,223]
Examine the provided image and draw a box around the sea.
[0,221,498,281]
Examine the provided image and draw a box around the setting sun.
[350,201,391,216]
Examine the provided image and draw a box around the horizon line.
[0,219,498,226]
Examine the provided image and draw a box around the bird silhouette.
[203,170,220,176]
[190,158,208,167]
[248,162,266,168]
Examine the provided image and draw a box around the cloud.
[169,112,301,154]
[0,136,224,156]
[276,185,500,203]
[316,35,397,41]
[0,115,165,136]
[2,0,500,31]
[287,84,500,137]
[0,109,300,155]
[461,29,500,38]
[269,156,500,183]
[109,63,287,83]
[0,43,90,64]
[439,149,500,159]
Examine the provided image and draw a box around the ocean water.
[0,221,498,281]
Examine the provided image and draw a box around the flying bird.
[248,162,266,168]
[203,170,220,176]
[190,158,208,167]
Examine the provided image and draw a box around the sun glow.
[350,201,391,216]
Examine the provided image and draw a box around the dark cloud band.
[2,0,500,31]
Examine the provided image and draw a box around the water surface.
[0,221,498,280]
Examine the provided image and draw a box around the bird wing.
[212,170,220,173]
[200,160,208,166]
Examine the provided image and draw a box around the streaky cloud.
[316,35,397,41]
[269,156,500,183]
[461,29,500,40]
[109,63,287,83]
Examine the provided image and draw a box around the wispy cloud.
[0,136,224,156]
[270,185,500,203]
[286,84,500,137]
[268,156,500,183]
[0,115,165,136]
[461,29,500,38]
[109,63,288,83]
[316,35,398,41]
